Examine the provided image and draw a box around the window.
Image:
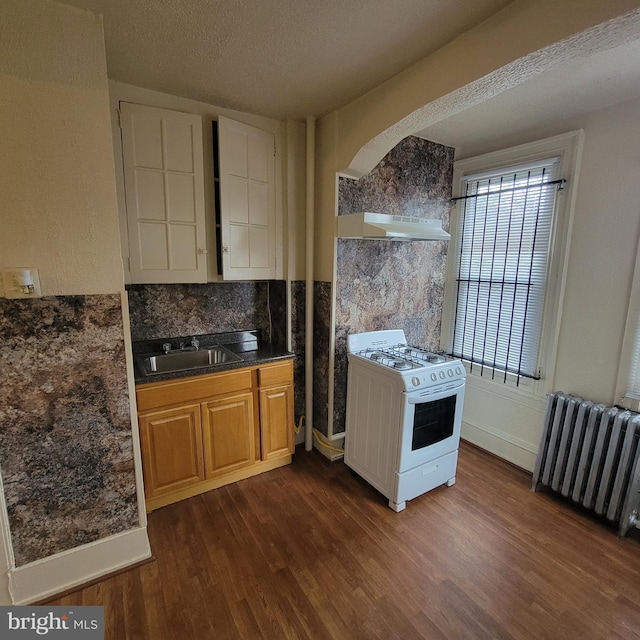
[625,317,640,404]
[616,235,640,410]
[443,132,582,388]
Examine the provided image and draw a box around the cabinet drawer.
[137,368,252,411]
[258,360,293,387]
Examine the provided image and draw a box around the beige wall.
[0,0,151,604]
[314,0,640,282]
[0,0,124,296]
[457,96,640,469]
[552,100,640,401]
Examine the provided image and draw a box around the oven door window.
[411,395,456,450]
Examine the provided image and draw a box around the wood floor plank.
[44,442,640,639]
[228,597,265,639]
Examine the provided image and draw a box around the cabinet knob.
[198,247,208,255]
[222,245,229,253]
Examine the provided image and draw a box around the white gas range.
[344,330,466,511]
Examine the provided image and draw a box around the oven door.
[397,381,465,472]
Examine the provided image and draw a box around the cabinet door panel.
[165,119,195,172]
[136,170,166,220]
[170,225,199,271]
[139,222,169,270]
[121,102,206,284]
[202,392,255,478]
[260,385,294,460]
[131,113,163,168]
[167,173,196,223]
[139,404,204,499]
[249,226,270,269]
[230,225,250,269]
[218,115,275,280]
[226,176,250,224]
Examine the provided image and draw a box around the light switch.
[1,268,42,299]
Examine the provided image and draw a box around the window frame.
[615,235,640,410]
[441,131,583,397]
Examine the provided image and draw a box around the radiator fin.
[533,392,640,536]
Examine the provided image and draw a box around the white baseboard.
[461,420,538,472]
[8,527,151,605]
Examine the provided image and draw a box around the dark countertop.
[133,330,294,386]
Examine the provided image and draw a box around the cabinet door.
[218,115,276,281]
[139,404,204,499]
[120,102,207,284]
[259,384,294,460]
[202,392,255,478]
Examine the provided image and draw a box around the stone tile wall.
[332,137,454,434]
[0,295,139,566]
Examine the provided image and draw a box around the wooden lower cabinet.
[202,391,255,478]
[260,385,294,460]
[139,404,205,500]
[136,360,294,511]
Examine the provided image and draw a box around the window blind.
[626,312,640,399]
[451,158,560,382]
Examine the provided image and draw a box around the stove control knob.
[455,366,462,375]
[439,371,446,379]
[430,373,437,381]
[411,377,420,387]
[447,369,453,377]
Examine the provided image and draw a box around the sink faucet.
[162,339,199,353]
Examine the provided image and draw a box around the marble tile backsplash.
[128,280,307,420]
[332,136,454,435]
[313,282,332,437]
[127,282,272,343]
[0,294,139,566]
[291,281,306,423]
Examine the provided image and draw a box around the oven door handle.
[406,380,465,404]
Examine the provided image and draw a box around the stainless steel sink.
[136,346,242,376]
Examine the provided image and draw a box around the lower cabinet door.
[259,384,294,460]
[139,404,205,499]
[201,391,255,478]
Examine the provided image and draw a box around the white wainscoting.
[8,527,151,605]
[460,373,547,472]
[461,421,538,472]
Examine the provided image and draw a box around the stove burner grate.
[355,343,450,371]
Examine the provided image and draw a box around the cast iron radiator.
[532,391,640,536]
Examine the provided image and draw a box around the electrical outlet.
[1,268,42,299]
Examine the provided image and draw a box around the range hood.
[336,212,450,241]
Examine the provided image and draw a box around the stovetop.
[354,345,450,371]
[346,330,465,390]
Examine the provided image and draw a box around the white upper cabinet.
[218,116,276,280]
[120,102,207,283]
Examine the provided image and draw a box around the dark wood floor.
[49,442,640,639]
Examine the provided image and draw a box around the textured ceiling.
[417,34,640,158]
[58,0,514,119]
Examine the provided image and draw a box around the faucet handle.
[191,337,200,350]
[162,342,171,354]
